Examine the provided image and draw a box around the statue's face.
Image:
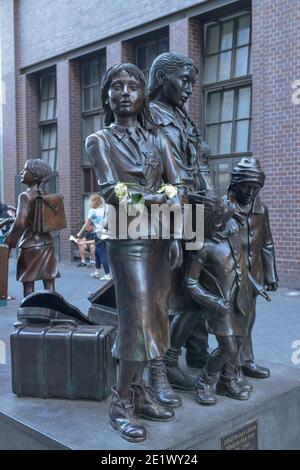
[20,164,34,186]
[162,65,196,108]
[234,182,261,205]
[108,70,144,118]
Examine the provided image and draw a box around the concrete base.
[1,361,300,450]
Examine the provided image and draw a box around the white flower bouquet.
[114,182,178,212]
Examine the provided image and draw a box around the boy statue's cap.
[230,157,265,188]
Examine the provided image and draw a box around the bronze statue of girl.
[86,63,184,443]
[5,159,60,297]
[148,52,214,400]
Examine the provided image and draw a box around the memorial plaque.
[221,421,258,450]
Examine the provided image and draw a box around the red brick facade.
[1,0,299,287]
[251,0,300,287]
[107,41,134,70]
[1,0,18,204]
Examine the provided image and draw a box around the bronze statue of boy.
[226,157,278,380]
[183,196,271,405]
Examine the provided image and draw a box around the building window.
[39,71,57,171]
[135,33,169,81]
[203,11,252,194]
[81,54,106,216]
[206,86,251,155]
[204,13,251,84]
[41,123,57,172]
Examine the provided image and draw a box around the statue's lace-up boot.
[164,348,196,392]
[148,359,182,408]
[242,361,270,379]
[195,368,217,405]
[216,374,250,400]
[234,366,253,392]
[109,386,147,443]
[132,382,175,422]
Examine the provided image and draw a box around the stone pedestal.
[1,361,300,450]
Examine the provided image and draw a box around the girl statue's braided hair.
[148,52,203,144]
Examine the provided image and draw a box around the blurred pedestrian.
[78,194,111,281]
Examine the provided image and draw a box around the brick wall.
[57,60,83,260]
[106,43,122,69]
[107,41,135,69]
[19,74,40,166]
[1,0,18,206]
[252,0,300,287]
[122,42,135,64]
[18,0,206,68]
[2,0,300,285]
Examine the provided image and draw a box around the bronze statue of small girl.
[5,159,60,297]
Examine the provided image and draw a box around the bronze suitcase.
[11,320,117,400]
[88,280,118,327]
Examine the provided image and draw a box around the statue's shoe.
[235,367,253,392]
[166,365,196,392]
[216,377,250,401]
[242,362,270,379]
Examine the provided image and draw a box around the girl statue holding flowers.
[86,63,184,443]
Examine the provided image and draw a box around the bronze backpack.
[33,192,67,233]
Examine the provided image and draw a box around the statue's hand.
[218,299,232,316]
[187,191,215,206]
[266,282,278,292]
[168,240,183,270]
[187,192,204,205]
[260,290,272,302]
[233,212,246,226]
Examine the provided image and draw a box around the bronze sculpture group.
[5,53,278,445]
[85,54,278,443]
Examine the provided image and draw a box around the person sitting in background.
[77,193,111,281]
[70,222,96,267]
[0,207,16,301]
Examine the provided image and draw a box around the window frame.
[202,11,252,162]
[81,55,106,115]
[134,32,169,81]
[40,122,58,171]
[203,12,252,85]
[204,79,252,158]
[39,72,57,124]
[80,54,106,205]
[38,69,58,171]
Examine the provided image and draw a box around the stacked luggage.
[11,291,117,401]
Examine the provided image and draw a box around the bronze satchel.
[33,193,67,233]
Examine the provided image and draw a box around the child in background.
[78,194,111,281]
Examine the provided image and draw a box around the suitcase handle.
[50,319,78,327]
